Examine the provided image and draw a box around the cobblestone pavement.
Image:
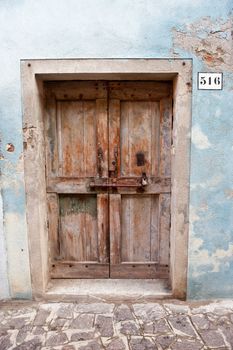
[0,299,233,349]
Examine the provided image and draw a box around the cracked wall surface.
[0,0,232,299]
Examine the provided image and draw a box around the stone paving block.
[170,338,203,350]
[120,320,141,335]
[199,329,226,348]
[71,314,94,329]
[105,337,126,350]
[191,314,210,330]
[34,309,51,326]
[95,315,114,337]
[16,324,32,344]
[156,334,176,349]
[0,334,12,350]
[129,336,158,350]
[33,326,47,335]
[114,305,134,322]
[219,323,233,348]
[77,339,103,349]
[70,330,95,341]
[45,331,69,347]
[133,303,166,321]
[5,316,30,329]
[12,336,43,350]
[168,315,197,337]
[143,318,171,334]
[57,304,74,319]
[50,317,69,330]
[61,346,76,350]
[75,303,114,314]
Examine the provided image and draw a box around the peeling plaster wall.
[0,0,232,299]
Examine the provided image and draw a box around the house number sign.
[198,72,223,90]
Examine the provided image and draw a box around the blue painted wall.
[0,0,232,299]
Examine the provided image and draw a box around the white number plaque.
[198,72,223,90]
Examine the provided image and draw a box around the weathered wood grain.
[51,262,109,279]
[97,194,109,263]
[121,101,159,177]
[159,193,171,266]
[110,263,169,279]
[109,81,172,100]
[109,99,120,177]
[45,81,107,100]
[160,97,173,177]
[45,80,172,280]
[44,96,58,177]
[96,99,108,178]
[47,193,59,259]
[109,194,121,265]
[59,195,98,262]
[57,101,97,177]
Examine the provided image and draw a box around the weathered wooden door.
[45,81,172,279]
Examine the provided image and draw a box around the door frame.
[21,59,192,299]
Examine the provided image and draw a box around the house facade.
[0,0,232,300]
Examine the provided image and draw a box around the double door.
[45,81,172,279]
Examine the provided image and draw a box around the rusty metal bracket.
[97,146,103,177]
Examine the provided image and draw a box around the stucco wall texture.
[0,0,232,300]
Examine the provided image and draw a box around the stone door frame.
[21,59,192,299]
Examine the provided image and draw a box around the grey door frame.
[21,58,192,299]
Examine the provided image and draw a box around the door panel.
[59,194,98,261]
[109,83,172,279]
[45,82,109,278]
[121,101,160,177]
[57,101,97,177]
[45,81,172,280]
[121,194,159,263]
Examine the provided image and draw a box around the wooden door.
[108,82,172,278]
[44,81,172,279]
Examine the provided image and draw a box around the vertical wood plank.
[121,196,132,262]
[47,193,59,259]
[44,96,58,177]
[121,101,152,176]
[126,195,151,262]
[96,99,108,178]
[83,101,97,177]
[120,102,129,176]
[58,101,84,177]
[110,194,121,264]
[85,196,98,262]
[97,194,109,263]
[150,195,160,261]
[109,99,120,177]
[57,101,97,177]
[160,98,172,177]
[159,193,171,265]
[151,102,160,176]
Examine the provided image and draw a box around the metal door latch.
[97,146,103,177]
[141,172,148,186]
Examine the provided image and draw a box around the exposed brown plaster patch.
[6,143,15,152]
[224,189,233,199]
[172,16,233,71]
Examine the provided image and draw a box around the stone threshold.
[42,279,172,303]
